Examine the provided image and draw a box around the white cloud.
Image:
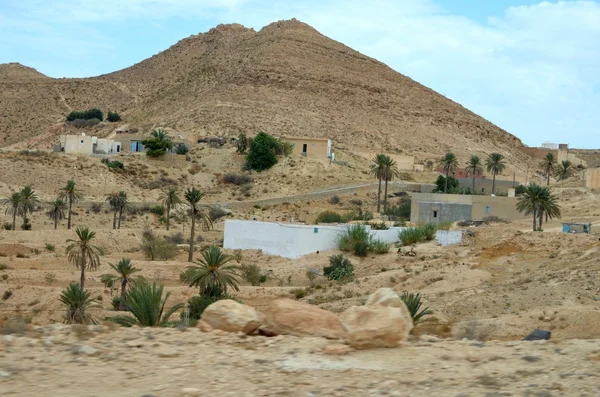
[2,0,599,146]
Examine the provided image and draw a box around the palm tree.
[370,154,387,212]
[485,153,506,195]
[111,281,183,327]
[465,155,484,194]
[184,187,212,262]
[180,246,240,296]
[19,185,39,229]
[60,180,83,230]
[160,187,181,231]
[59,282,98,324]
[100,258,143,310]
[2,191,21,231]
[555,160,574,181]
[516,184,561,231]
[66,227,102,290]
[47,198,67,230]
[382,156,400,212]
[106,192,122,230]
[117,191,128,229]
[439,152,459,193]
[540,153,557,186]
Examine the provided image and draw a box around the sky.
[1,0,599,148]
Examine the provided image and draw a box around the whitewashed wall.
[436,230,463,246]
[223,221,404,259]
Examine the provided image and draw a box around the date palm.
[439,152,458,193]
[111,281,183,327]
[106,191,122,230]
[485,153,506,195]
[382,156,400,212]
[540,153,557,186]
[370,154,387,212]
[59,282,99,325]
[555,160,573,181]
[180,246,240,296]
[465,155,484,194]
[160,187,182,231]
[516,184,561,231]
[47,198,67,230]
[2,191,21,231]
[59,180,83,230]
[100,258,143,310]
[66,227,101,290]
[19,185,39,229]
[184,187,212,262]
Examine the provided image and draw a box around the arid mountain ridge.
[0,19,529,167]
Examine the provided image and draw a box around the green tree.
[100,258,143,310]
[2,191,21,231]
[106,111,121,122]
[485,153,506,195]
[59,282,98,324]
[540,152,557,186]
[555,160,574,181]
[111,281,183,327]
[370,154,387,213]
[516,184,561,231]
[141,129,173,157]
[439,152,459,193]
[19,185,39,229]
[59,180,83,230]
[180,246,240,296]
[382,156,400,212]
[47,198,67,230]
[106,192,122,230]
[236,132,248,154]
[160,187,181,231]
[66,227,101,290]
[465,155,484,194]
[433,175,459,193]
[246,132,278,171]
[184,188,212,262]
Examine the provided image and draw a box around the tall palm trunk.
[383,179,389,212]
[547,173,550,186]
[120,279,127,310]
[188,209,196,262]
[376,176,382,213]
[166,203,171,231]
[532,209,537,232]
[54,217,58,230]
[80,247,87,290]
[112,210,117,230]
[492,172,497,195]
[67,197,73,230]
[472,174,476,195]
[538,209,544,229]
[118,207,123,229]
[444,170,449,193]
[12,210,16,231]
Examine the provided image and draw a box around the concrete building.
[457,178,518,196]
[410,193,523,224]
[116,132,191,154]
[542,141,559,150]
[557,146,587,168]
[584,168,600,189]
[58,133,121,155]
[436,167,485,179]
[283,136,332,159]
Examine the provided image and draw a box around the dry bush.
[223,173,252,185]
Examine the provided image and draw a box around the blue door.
[131,142,137,152]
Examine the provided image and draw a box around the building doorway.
[302,144,308,156]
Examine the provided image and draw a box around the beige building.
[557,146,587,168]
[584,168,600,189]
[58,133,121,155]
[411,193,524,224]
[116,132,190,154]
[457,178,518,196]
[283,136,332,159]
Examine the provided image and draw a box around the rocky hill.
[0,19,530,167]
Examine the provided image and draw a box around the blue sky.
[1,0,599,148]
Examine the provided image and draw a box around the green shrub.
[101,158,124,169]
[383,199,411,220]
[370,221,389,230]
[141,230,178,260]
[433,175,459,193]
[183,295,218,320]
[275,139,294,156]
[150,205,165,216]
[291,288,308,299]
[236,132,248,154]
[106,111,121,122]
[111,296,123,310]
[399,228,425,246]
[370,239,391,254]
[2,223,12,230]
[45,243,55,252]
[422,223,437,240]
[338,225,372,256]
[324,254,354,281]
[316,211,344,224]
[343,207,374,222]
[21,218,31,231]
[66,108,104,122]
[223,173,252,185]
[400,292,432,324]
[16,253,28,258]
[328,195,341,205]
[59,283,98,324]
[3,290,13,300]
[246,131,279,171]
[239,264,265,286]
[142,129,173,158]
[175,145,189,155]
[0,264,9,270]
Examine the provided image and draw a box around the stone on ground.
[200,300,263,335]
[339,305,412,349]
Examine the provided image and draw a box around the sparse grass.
[141,229,178,260]
[15,253,29,259]
[28,299,40,306]
[370,239,391,254]
[44,272,56,284]
[2,223,12,231]
[315,211,344,224]
[324,254,354,281]
[437,221,453,231]
[209,206,229,221]
[369,221,389,230]
[328,195,341,205]
[291,288,308,299]
[337,224,371,257]
[306,268,321,287]
[164,232,185,245]
[223,173,252,185]
[2,290,13,300]
[32,248,41,255]
[45,243,55,252]
[239,264,265,286]
[399,223,438,246]
[0,264,9,270]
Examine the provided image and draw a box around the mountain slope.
[0,19,529,168]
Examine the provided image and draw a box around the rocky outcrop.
[365,287,413,326]
[200,300,263,335]
[263,299,347,340]
[339,305,412,349]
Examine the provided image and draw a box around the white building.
[58,133,121,155]
[541,141,559,150]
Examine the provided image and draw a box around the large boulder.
[263,299,347,340]
[365,288,413,326]
[200,300,263,335]
[339,305,412,349]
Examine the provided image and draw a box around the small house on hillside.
[116,131,191,154]
[284,136,332,159]
[457,178,518,196]
[57,133,121,155]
